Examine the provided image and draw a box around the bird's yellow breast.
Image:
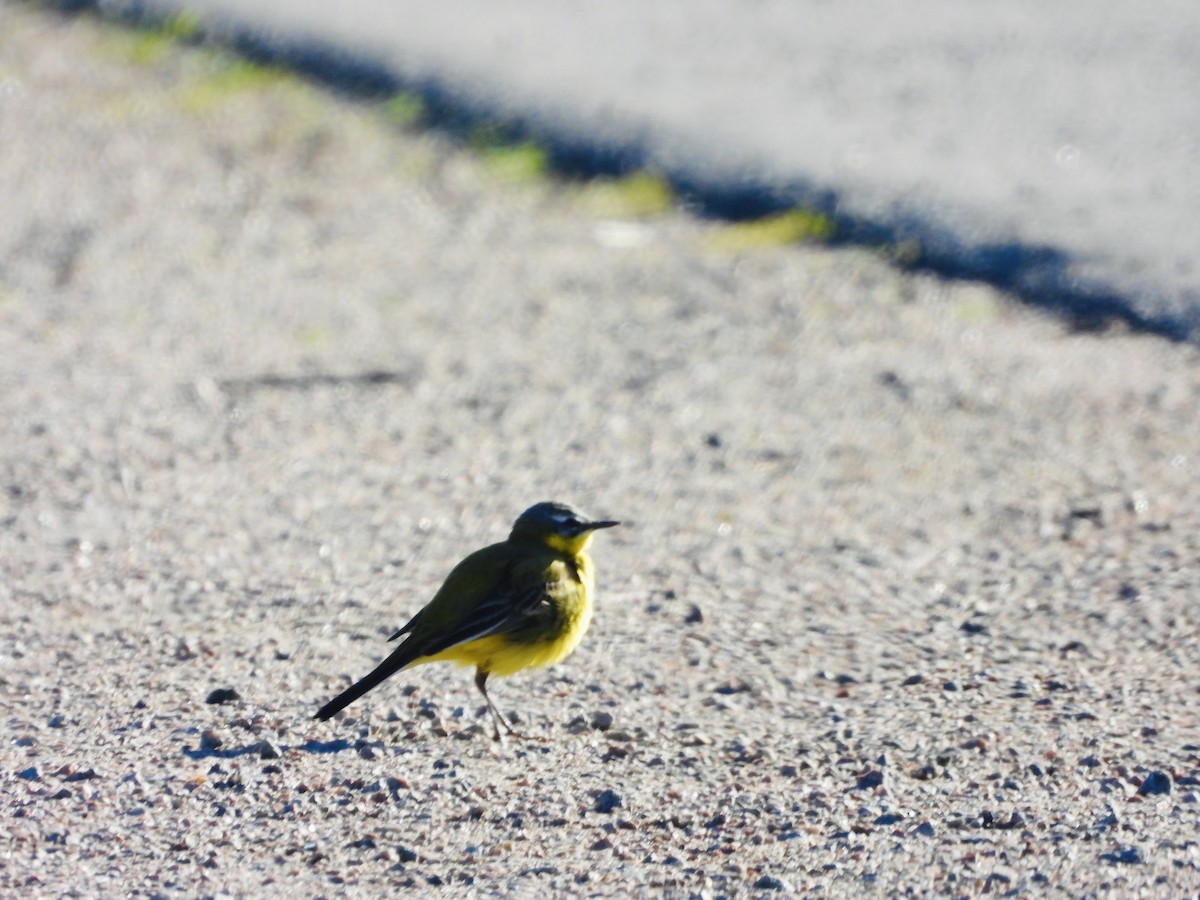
[416,553,596,678]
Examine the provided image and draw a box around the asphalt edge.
[43,0,1198,343]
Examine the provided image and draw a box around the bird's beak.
[585,520,621,531]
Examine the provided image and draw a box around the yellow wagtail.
[314,501,619,739]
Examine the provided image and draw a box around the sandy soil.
[2,6,1199,896]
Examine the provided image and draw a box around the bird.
[314,501,619,740]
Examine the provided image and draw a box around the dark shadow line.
[218,369,418,396]
[49,0,1197,343]
[182,737,356,759]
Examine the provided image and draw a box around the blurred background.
[130,0,1200,338]
[3,3,1200,893]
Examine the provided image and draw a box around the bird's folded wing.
[414,578,551,657]
[387,542,514,643]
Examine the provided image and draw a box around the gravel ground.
[3,7,1200,896]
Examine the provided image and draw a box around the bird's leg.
[475,669,526,741]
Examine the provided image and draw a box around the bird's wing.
[400,548,570,659]
[416,579,547,655]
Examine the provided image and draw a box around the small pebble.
[753,875,787,891]
[259,740,282,760]
[1137,771,1171,796]
[855,770,884,790]
[602,744,630,761]
[593,789,622,813]
[1101,847,1143,865]
[591,711,614,731]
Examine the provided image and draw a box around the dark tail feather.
[314,651,410,720]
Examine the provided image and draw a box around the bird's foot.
[488,710,545,743]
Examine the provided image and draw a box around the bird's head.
[510,501,620,554]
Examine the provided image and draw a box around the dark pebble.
[591,711,614,731]
[1137,771,1171,796]
[259,740,282,760]
[753,875,786,891]
[981,809,1024,830]
[205,688,241,705]
[1101,847,1143,865]
[684,604,704,625]
[593,789,623,813]
[855,770,884,790]
[713,680,751,695]
[914,821,936,837]
[902,674,924,686]
[18,767,39,781]
[960,620,988,635]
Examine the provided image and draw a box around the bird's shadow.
[182,733,555,759]
[182,738,354,760]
